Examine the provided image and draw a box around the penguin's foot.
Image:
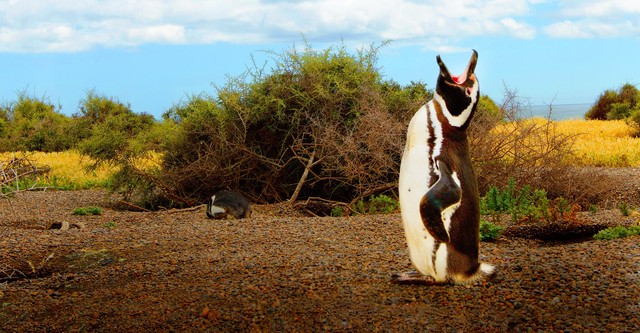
[391,271,446,286]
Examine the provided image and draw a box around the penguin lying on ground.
[395,50,495,285]
[206,190,252,219]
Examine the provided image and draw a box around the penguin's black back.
[207,190,252,219]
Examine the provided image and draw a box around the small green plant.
[368,194,399,214]
[551,197,571,221]
[352,194,399,215]
[555,197,569,213]
[353,200,366,215]
[330,206,344,217]
[512,187,550,223]
[102,221,117,230]
[481,178,552,224]
[481,178,517,214]
[479,220,503,242]
[72,206,103,216]
[593,225,640,240]
[588,204,598,214]
[618,202,631,216]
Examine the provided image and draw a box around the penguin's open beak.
[437,49,478,86]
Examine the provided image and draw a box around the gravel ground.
[1,169,639,332]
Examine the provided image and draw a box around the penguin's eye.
[465,87,473,96]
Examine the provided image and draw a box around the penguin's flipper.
[419,160,462,243]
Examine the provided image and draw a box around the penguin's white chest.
[398,102,448,279]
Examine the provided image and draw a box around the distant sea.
[525,103,591,120]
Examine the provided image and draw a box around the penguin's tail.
[454,262,496,285]
[479,263,496,277]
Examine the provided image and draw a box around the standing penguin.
[395,50,494,284]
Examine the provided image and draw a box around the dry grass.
[0,151,163,190]
[0,150,112,189]
[491,118,640,167]
[555,119,640,167]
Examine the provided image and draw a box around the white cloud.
[498,18,536,39]
[0,0,540,53]
[128,25,185,44]
[556,0,640,17]
[542,0,640,38]
[544,19,640,38]
[543,21,590,38]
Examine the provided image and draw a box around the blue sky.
[1,0,639,119]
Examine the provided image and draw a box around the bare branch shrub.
[1,155,51,194]
[309,85,410,205]
[469,86,620,207]
[151,43,430,208]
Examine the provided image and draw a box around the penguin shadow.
[391,271,448,286]
[391,269,500,286]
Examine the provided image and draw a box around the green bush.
[102,221,117,230]
[586,83,640,132]
[593,226,640,240]
[629,109,640,133]
[72,206,103,216]
[481,178,551,224]
[479,220,503,241]
[330,206,345,217]
[74,92,164,207]
[76,92,155,166]
[0,91,74,152]
[353,194,399,215]
[586,90,619,120]
[477,95,501,120]
[607,102,633,120]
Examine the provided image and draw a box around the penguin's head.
[435,50,479,129]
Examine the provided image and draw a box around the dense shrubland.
[0,43,634,213]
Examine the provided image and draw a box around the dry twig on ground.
[1,155,51,198]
